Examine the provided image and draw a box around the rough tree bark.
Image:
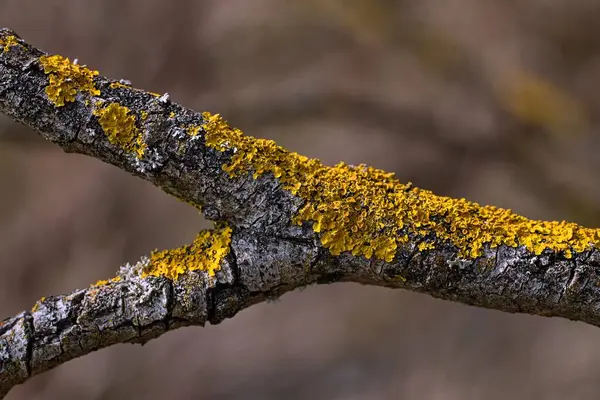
[2,28,600,397]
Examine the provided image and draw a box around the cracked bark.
[2,28,600,397]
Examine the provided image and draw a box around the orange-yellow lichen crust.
[39,54,100,107]
[93,102,147,158]
[0,35,19,53]
[200,112,600,262]
[109,81,132,90]
[30,296,46,313]
[93,276,122,287]
[142,225,232,281]
[186,125,202,137]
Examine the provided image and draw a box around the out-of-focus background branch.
[2,1,600,398]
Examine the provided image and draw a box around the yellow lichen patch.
[93,103,147,158]
[109,81,131,90]
[143,225,232,281]
[30,296,46,313]
[140,111,148,120]
[200,112,600,262]
[186,125,202,137]
[417,241,436,252]
[93,276,122,287]
[0,35,20,52]
[39,54,100,107]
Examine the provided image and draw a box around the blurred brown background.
[2,0,600,398]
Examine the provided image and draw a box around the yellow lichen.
[30,296,46,313]
[93,102,147,158]
[109,81,131,90]
[140,111,148,120]
[39,55,100,106]
[0,35,20,52]
[186,125,202,137]
[201,112,600,262]
[417,241,436,252]
[93,276,122,287]
[142,224,232,280]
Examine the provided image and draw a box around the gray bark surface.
[2,28,600,398]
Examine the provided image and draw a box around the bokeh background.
[3,0,600,398]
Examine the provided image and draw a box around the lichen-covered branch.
[2,27,600,397]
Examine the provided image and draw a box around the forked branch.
[2,28,600,397]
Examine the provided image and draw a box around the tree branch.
[2,28,600,397]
